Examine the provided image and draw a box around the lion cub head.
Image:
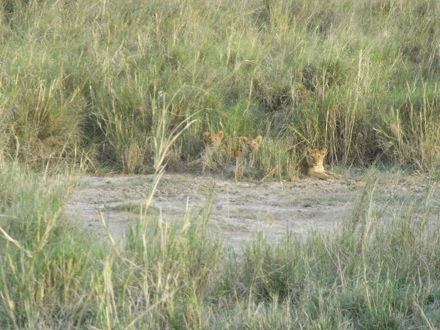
[203,130,224,149]
[304,147,327,167]
[239,135,263,154]
[300,147,340,179]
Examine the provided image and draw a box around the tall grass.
[0,163,103,328]
[1,164,440,328]
[2,2,439,327]
[0,0,438,174]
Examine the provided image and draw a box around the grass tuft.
[0,0,438,174]
[1,165,440,328]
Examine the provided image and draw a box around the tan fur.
[202,130,223,157]
[203,130,224,150]
[299,147,339,180]
[188,130,225,171]
[235,135,263,157]
[190,131,264,179]
[228,147,242,158]
[202,130,225,172]
[232,135,263,181]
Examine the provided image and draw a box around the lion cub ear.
[254,135,263,144]
[319,148,328,156]
[304,147,311,155]
[217,130,225,139]
[203,132,211,140]
[239,136,248,143]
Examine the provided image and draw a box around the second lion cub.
[233,135,263,181]
[299,147,340,180]
[237,135,263,157]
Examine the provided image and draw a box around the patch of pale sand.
[65,172,439,253]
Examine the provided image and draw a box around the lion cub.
[200,130,225,172]
[232,135,263,180]
[299,147,339,180]
[235,135,263,156]
[187,130,225,172]
[225,135,263,158]
[203,130,224,154]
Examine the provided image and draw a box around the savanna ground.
[1,0,440,328]
[66,170,438,254]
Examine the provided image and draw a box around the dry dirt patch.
[65,172,438,253]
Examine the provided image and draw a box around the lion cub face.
[304,147,327,167]
[300,147,340,179]
[203,130,224,149]
[239,135,263,154]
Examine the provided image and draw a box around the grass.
[1,164,440,328]
[1,0,440,328]
[0,0,439,174]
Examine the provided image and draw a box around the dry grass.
[0,0,438,175]
[1,164,440,328]
[0,1,440,326]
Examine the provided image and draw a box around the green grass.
[1,163,440,328]
[1,1,440,327]
[0,0,438,174]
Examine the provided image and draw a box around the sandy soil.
[65,171,439,253]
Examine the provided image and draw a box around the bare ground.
[65,171,439,253]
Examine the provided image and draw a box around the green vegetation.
[1,0,440,328]
[1,165,440,328]
[0,0,439,174]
